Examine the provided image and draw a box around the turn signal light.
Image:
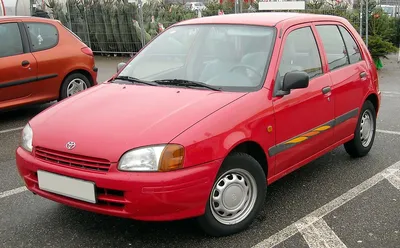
[159,144,185,172]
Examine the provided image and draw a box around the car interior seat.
[198,40,237,82]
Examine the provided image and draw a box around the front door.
[270,24,335,175]
[0,22,37,103]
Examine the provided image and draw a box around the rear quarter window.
[25,22,59,52]
[338,26,362,64]
[316,25,349,71]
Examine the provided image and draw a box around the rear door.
[314,23,366,143]
[0,21,38,103]
[270,24,335,175]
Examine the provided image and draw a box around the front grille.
[96,188,126,207]
[35,147,111,172]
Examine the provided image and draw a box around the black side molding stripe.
[37,74,58,81]
[268,107,359,157]
[0,74,58,89]
[334,108,359,126]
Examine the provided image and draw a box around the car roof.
[175,12,347,27]
[0,16,59,23]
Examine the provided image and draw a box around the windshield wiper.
[153,79,221,91]
[113,76,158,86]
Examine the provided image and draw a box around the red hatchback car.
[16,13,380,236]
[0,16,97,110]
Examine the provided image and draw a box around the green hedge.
[47,0,399,58]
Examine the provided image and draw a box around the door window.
[316,25,349,71]
[0,23,24,58]
[338,26,362,64]
[26,22,59,52]
[276,26,322,91]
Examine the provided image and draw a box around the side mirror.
[117,62,126,72]
[276,71,309,96]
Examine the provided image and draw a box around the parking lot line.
[381,91,400,95]
[252,160,400,248]
[0,127,23,134]
[376,129,400,136]
[383,169,400,190]
[296,217,346,248]
[0,186,27,199]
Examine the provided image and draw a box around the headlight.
[118,144,185,172]
[21,124,33,152]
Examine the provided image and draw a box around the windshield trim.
[115,23,278,93]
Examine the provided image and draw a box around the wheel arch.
[365,93,379,114]
[226,140,269,181]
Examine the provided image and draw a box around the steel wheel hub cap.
[210,168,257,225]
[360,109,374,147]
[67,79,87,97]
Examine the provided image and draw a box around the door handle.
[360,71,367,79]
[21,60,30,67]
[322,86,331,94]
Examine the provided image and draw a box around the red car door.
[0,21,37,103]
[270,24,335,176]
[314,23,367,143]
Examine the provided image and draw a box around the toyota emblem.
[66,141,76,150]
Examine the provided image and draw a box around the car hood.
[30,83,246,162]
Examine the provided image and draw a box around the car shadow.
[0,102,55,124]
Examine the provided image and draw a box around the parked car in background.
[0,16,97,111]
[16,13,380,237]
[184,1,206,12]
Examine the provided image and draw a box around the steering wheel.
[229,64,263,78]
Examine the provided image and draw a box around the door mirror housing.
[276,71,309,96]
[117,62,126,72]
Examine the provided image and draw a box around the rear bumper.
[91,66,98,85]
[16,147,222,221]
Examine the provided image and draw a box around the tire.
[197,152,267,237]
[60,73,91,100]
[344,100,376,157]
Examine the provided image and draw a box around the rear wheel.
[197,153,266,237]
[60,73,91,100]
[344,100,376,157]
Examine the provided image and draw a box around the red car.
[16,13,380,236]
[0,16,97,110]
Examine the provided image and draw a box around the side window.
[26,22,58,52]
[316,25,349,71]
[338,26,362,64]
[277,26,322,89]
[0,23,24,58]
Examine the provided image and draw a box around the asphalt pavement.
[0,55,399,248]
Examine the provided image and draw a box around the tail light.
[81,47,93,56]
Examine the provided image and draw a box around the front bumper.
[16,147,222,221]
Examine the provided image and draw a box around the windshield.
[118,24,276,91]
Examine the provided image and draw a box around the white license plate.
[37,170,96,204]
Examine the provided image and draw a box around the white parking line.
[383,169,400,190]
[0,127,23,134]
[296,217,346,248]
[252,160,400,248]
[381,91,400,95]
[0,186,27,199]
[377,129,400,136]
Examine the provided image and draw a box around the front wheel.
[344,100,376,157]
[197,153,266,237]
